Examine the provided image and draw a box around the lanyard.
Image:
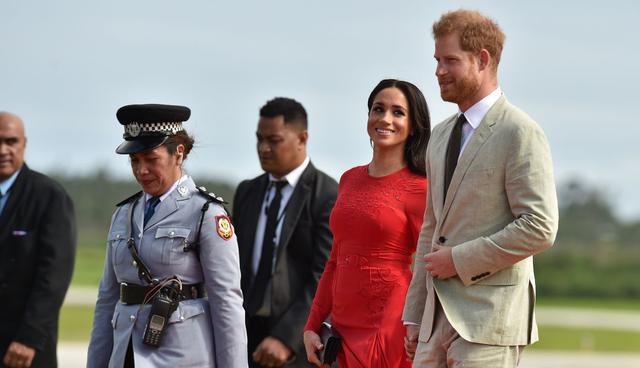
[126,195,155,284]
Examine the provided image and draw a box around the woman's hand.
[303,330,325,367]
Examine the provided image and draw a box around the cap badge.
[127,122,141,137]
[215,215,233,240]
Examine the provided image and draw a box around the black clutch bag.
[318,322,342,365]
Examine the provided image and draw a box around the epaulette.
[196,186,226,204]
[115,191,143,207]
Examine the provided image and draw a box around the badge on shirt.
[215,215,233,240]
[177,185,188,196]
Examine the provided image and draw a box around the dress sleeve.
[304,240,338,333]
[303,169,351,333]
[406,177,429,254]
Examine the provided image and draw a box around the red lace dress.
[305,165,427,367]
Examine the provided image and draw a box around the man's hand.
[404,324,420,362]
[252,336,293,367]
[424,244,458,279]
[3,341,36,368]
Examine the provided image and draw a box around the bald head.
[0,111,27,180]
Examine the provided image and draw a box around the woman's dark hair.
[367,79,431,176]
[165,130,195,160]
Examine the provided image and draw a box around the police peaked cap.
[115,104,191,154]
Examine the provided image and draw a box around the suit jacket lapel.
[441,97,505,220]
[276,163,313,263]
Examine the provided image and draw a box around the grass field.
[72,245,640,310]
[72,246,105,287]
[67,246,640,350]
[60,304,640,352]
[531,326,640,351]
[538,297,640,311]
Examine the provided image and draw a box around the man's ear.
[298,130,309,146]
[478,49,491,71]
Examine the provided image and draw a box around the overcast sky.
[2,1,639,219]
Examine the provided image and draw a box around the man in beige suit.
[402,10,559,367]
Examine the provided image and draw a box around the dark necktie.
[144,196,160,225]
[444,114,467,200]
[247,180,287,314]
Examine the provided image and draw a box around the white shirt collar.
[268,156,310,188]
[144,174,188,202]
[459,87,502,129]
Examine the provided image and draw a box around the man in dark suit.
[233,98,337,368]
[0,112,76,368]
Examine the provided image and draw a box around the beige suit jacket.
[402,96,559,346]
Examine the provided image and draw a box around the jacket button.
[439,236,446,243]
[129,315,136,321]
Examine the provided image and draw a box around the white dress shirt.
[251,156,310,274]
[458,87,502,159]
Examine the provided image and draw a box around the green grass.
[532,326,640,352]
[58,306,640,354]
[538,297,640,312]
[59,305,95,342]
[71,246,105,287]
[68,245,640,350]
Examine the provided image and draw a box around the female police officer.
[87,104,247,367]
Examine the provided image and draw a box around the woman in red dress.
[303,79,431,367]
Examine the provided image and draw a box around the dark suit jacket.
[0,165,76,368]
[233,162,337,366]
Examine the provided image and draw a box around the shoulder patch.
[196,186,226,204]
[215,215,234,240]
[116,191,142,207]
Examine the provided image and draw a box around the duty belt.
[120,283,204,305]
